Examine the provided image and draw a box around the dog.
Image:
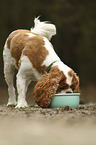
[3,17,79,108]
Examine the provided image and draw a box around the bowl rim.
[55,93,80,96]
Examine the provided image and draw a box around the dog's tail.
[30,16,56,40]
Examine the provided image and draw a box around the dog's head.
[33,66,79,108]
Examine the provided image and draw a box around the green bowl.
[49,93,80,109]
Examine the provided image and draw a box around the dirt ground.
[0,104,96,145]
[0,86,96,145]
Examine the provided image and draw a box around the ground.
[0,85,96,145]
[0,104,96,145]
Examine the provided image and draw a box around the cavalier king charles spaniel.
[3,17,79,108]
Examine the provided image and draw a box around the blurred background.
[0,0,96,104]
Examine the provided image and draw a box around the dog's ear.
[33,67,63,108]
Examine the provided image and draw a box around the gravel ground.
[0,104,96,145]
[0,104,96,121]
[0,86,96,145]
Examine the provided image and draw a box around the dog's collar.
[45,60,58,73]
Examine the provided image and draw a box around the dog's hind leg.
[16,56,33,108]
[3,46,17,106]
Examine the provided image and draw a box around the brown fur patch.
[7,30,49,72]
[33,66,63,108]
[68,70,74,77]
[57,74,69,93]
[22,35,49,73]
[7,30,31,49]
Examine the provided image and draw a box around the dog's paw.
[15,101,28,108]
[7,101,17,107]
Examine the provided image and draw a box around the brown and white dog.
[3,17,79,108]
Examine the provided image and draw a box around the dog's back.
[6,30,48,72]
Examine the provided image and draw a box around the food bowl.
[49,93,80,109]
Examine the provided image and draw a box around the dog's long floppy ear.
[33,67,63,108]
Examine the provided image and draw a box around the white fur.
[26,33,36,37]
[18,55,41,82]
[54,61,73,86]
[59,88,73,93]
[41,37,73,87]
[30,17,56,40]
[41,37,60,66]
[16,56,41,108]
[3,44,17,106]
[55,61,73,93]
[3,43,16,67]
[3,44,42,108]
